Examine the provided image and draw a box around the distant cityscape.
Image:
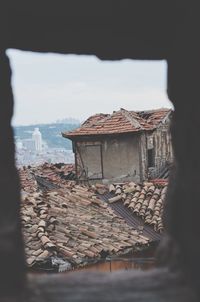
[14,120,80,167]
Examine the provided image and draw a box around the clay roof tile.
[62,108,172,138]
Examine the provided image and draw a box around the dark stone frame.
[0,1,200,300]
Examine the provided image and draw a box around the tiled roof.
[108,180,168,233]
[62,108,171,138]
[19,165,149,271]
[19,163,76,192]
[20,168,38,193]
[82,113,109,127]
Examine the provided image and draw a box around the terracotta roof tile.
[108,180,168,233]
[20,165,149,271]
[62,108,172,138]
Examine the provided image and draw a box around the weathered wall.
[139,133,148,182]
[102,135,141,183]
[75,141,103,180]
[153,119,173,169]
[141,116,173,179]
[74,124,173,184]
[75,135,141,183]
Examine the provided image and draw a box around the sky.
[7,49,172,126]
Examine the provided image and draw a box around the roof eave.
[61,129,155,140]
[61,132,74,140]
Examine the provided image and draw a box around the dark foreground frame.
[0,1,200,300]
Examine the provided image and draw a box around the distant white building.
[32,128,42,152]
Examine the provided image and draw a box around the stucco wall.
[101,135,141,183]
[75,141,102,180]
[75,135,141,183]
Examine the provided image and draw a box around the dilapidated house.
[62,108,173,183]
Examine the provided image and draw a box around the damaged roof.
[19,165,149,271]
[108,180,167,233]
[62,108,172,138]
[19,163,76,193]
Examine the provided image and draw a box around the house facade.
[62,108,173,183]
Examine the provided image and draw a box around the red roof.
[62,108,172,138]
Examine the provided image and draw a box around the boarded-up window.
[79,144,103,179]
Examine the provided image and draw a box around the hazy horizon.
[8,49,172,126]
[14,118,81,127]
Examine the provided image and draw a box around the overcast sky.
[7,49,172,126]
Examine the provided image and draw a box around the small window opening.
[148,148,155,168]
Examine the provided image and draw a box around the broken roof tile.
[109,180,167,233]
[62,108,172,138]
[20,165,149,271]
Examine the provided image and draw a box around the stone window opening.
[0,2,200,301]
